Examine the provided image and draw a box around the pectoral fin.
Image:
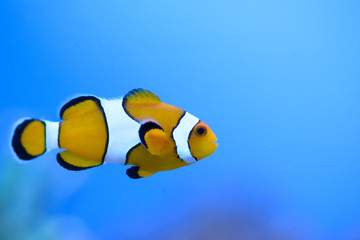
[139,122,174,157]
[144,128,173,156]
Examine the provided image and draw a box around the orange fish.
[11,89,217,178]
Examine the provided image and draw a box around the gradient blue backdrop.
[1,1,360,239]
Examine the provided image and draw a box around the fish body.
[11,89,217,178]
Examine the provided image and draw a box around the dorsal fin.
[123,88,161,105]
[58,95,109,163]
[60,96,103,120]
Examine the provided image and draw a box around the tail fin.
[12,119,59,160]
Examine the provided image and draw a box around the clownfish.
[11,89,217,178]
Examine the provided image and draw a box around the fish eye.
[195,126,207,137]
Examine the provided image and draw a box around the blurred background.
[1,1,360,239]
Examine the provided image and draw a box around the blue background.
[1,1,360,239]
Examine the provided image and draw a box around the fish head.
[188,120,217,161]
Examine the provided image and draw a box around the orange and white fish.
[11,89,217,178]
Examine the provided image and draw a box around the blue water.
[1,1,360,239]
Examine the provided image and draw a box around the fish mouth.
[212,138,218,148]
[210,141,218,155]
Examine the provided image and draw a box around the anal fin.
[57,151,103,171]
[126,166,155,179]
